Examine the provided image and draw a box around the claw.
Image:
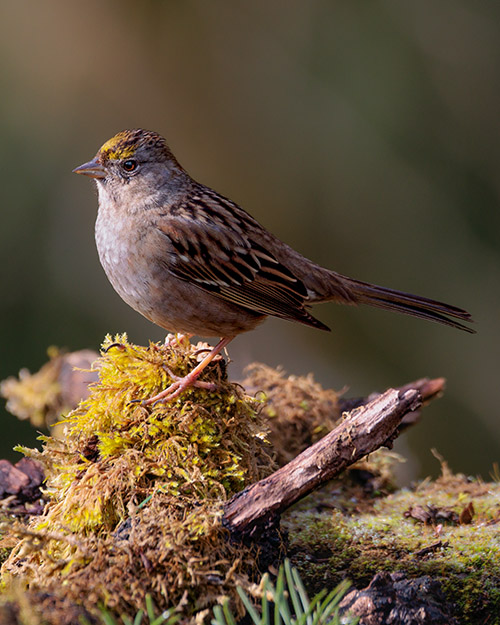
[192,347,213,357]
[103,342,126,353]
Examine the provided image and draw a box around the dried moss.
[1,334,274,622]
[242,363,340,466]
[0,348,98,429]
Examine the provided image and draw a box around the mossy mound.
[1,334,273,622]
[285,463,500,624]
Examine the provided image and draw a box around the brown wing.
[154,192,330,331]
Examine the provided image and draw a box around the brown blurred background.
[0,1,498,480]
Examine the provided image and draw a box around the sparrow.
[74,129,473,403]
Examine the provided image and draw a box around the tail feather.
[343,277,475,333]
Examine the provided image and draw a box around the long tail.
[340,276,474,333]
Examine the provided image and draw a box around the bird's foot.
[164,332,193,348]
[129,372,217,406]
[134,336,234,406]
[141,367,218,405]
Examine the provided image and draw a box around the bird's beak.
[73,158,106,179]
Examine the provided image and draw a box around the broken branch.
[224,387,422,537]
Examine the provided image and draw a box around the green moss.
[285,475,500,623]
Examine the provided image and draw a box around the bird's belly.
[95,222,263,337]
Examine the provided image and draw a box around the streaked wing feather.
[155,201,328,329]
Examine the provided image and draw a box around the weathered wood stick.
[224,387,422,537]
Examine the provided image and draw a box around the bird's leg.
[143,336,234,405]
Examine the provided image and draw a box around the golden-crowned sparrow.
[74,129,473,403]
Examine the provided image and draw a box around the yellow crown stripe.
[100,135,136,160]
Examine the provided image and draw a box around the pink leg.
[142,336,233,405]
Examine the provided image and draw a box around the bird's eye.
[122,159,138,173]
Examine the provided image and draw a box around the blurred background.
[0,1,498,481]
